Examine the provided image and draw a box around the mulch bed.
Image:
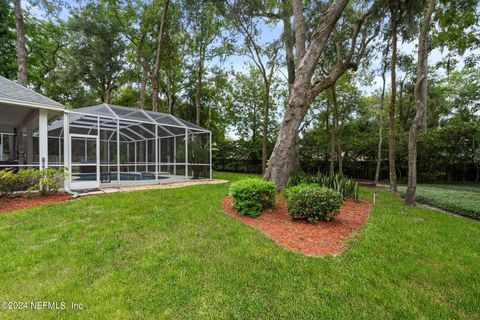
[0,193,71,213]
[222,195,373,256]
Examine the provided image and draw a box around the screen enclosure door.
[69,134,100,190]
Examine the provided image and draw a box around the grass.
[400,183,480,219]
[0,172,478,319]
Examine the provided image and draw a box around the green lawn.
[400,183,480,219]
[0,172,479,319]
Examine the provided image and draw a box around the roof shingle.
[0,76,65,109]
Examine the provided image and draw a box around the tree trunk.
[281,0,299,171]
[375,43,389,184]
[168,92,174,114]
[104,87,113,104]
[151,0,170,112]
[405,0,436,206]
[374,114,383,184]
[262,86,270,175]
[388,4,398,192]
[14,0,27,86]
[139,60,148,109]
[195,45,205,126]
[327,104,335,175]
[136,33,148,109]
[264,97,308,189]
[332,85,342,175]
[282,0,295,90]
[421,53,428,131]
[264,0,351,189]
[330,119,336,175]
[292,0,306,60]
[398,81,404,128]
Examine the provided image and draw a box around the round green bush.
[229,178,276,217]
[287,187,343,222]
[283,183,317,201]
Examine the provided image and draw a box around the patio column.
[26,121,33,165]
[63,112,70,191]
[39,109,48,169]
[185,128,188,181]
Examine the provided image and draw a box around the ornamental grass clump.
[286,171,359,201]
[287,187,343,222]
[229,178,276,217]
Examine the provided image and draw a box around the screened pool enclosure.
[0,77,212,191]
[56,104,212,190]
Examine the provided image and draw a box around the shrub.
[0,168,39,197]
[0,169,17,197]
[0,168,67,197]
[229,178,276,217]
[33,168,68,196]
[287,187,343,222]
[286,171,359,201]
[283,183,317,201]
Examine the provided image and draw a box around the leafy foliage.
[0,0,16,79]
[67,2,127,102]
[229,178,276,217]
[34,168,68,196]
[0,169,38,197]
[287,187,343,223]
[286,172,359,201]
[0,168,67,197]
[418,120,480,181]
[282,183,317,201]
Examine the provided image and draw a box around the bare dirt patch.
[0,193,71,213]
[222,195,372,256]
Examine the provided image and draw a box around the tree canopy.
[2,0,480,201]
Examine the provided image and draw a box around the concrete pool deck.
[77,178,228,197]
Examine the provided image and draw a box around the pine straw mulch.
[222,195,372,256]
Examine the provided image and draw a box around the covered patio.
[0,76,65,172]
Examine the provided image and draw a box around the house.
[0,76,211,191]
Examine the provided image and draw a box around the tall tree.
[111,0,152,109]
[405,0,436,205]
[264,0,380,188]
[327,102,335,174]
[375,39,390,185]
[14,0,27,86]
[223,1,281,174]
[388,0,398,192]
[184,0,223,126]
[331,84,343,175]
[68,2,126,103]
[151,0,170,112]
[160,12,185,115]
[251,0,301,170]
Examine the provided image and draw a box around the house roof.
[0,76,65,109]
